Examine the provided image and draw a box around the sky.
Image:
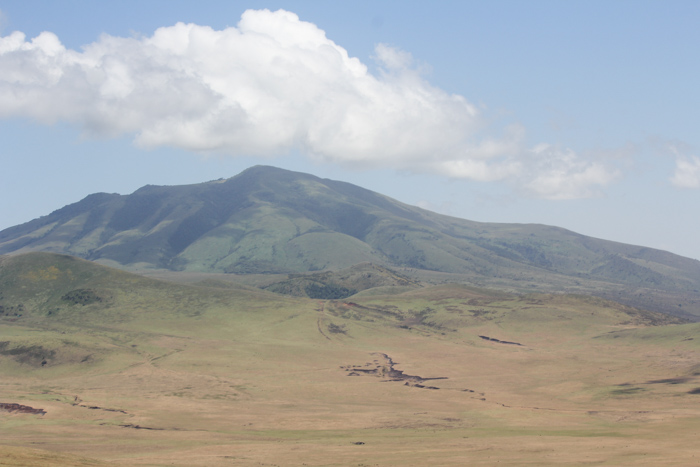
[1,1,699,259]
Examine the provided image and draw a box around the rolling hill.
[2,165,700,319]
[1,252,699,466]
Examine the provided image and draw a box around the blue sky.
[1,1,699,259]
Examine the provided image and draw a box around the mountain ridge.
[2,165,700,319]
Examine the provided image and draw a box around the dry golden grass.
[1,279,700,466]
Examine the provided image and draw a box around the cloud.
[662,143,700,188]
[519,144,619,199]
[671,154,700,188]
[0,8,616,199]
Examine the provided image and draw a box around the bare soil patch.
[341,352,448,389]
[0,402,45,415]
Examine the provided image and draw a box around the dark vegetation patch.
[119,424,165,430]
[85,405,127,413]
[0,303,24,318]
[646,377,692,385]
[613,377,698,394]
[469,308,494,318]
[399,307,445,330]
[0,341,55,366]
[61,289,104,306]
[222,258,281,274]
[479,335,523,346]
[610,387,646,396]
[263,277,357,299]
[327,301,451,332]
[304,283,357,300]
[264,264,417,299]
[326,301,400,322]
[327,322,347,334]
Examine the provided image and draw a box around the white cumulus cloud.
[0,8,617,199]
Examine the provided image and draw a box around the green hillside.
[2,166,700,319]
[262,262,420,299]
[1,252,699,466]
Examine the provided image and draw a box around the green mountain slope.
[2,166,700,319]
[262,262,420,299]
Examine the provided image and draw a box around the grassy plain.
[1,254,700,466]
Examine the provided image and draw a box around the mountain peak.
[2,166,700,319]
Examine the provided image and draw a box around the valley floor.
[2,283,700,466]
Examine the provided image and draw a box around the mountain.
[2,165,700,319]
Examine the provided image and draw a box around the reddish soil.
[0,402,45,415]
[341,353,447,389]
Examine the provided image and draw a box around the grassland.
[1,253,700,466]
